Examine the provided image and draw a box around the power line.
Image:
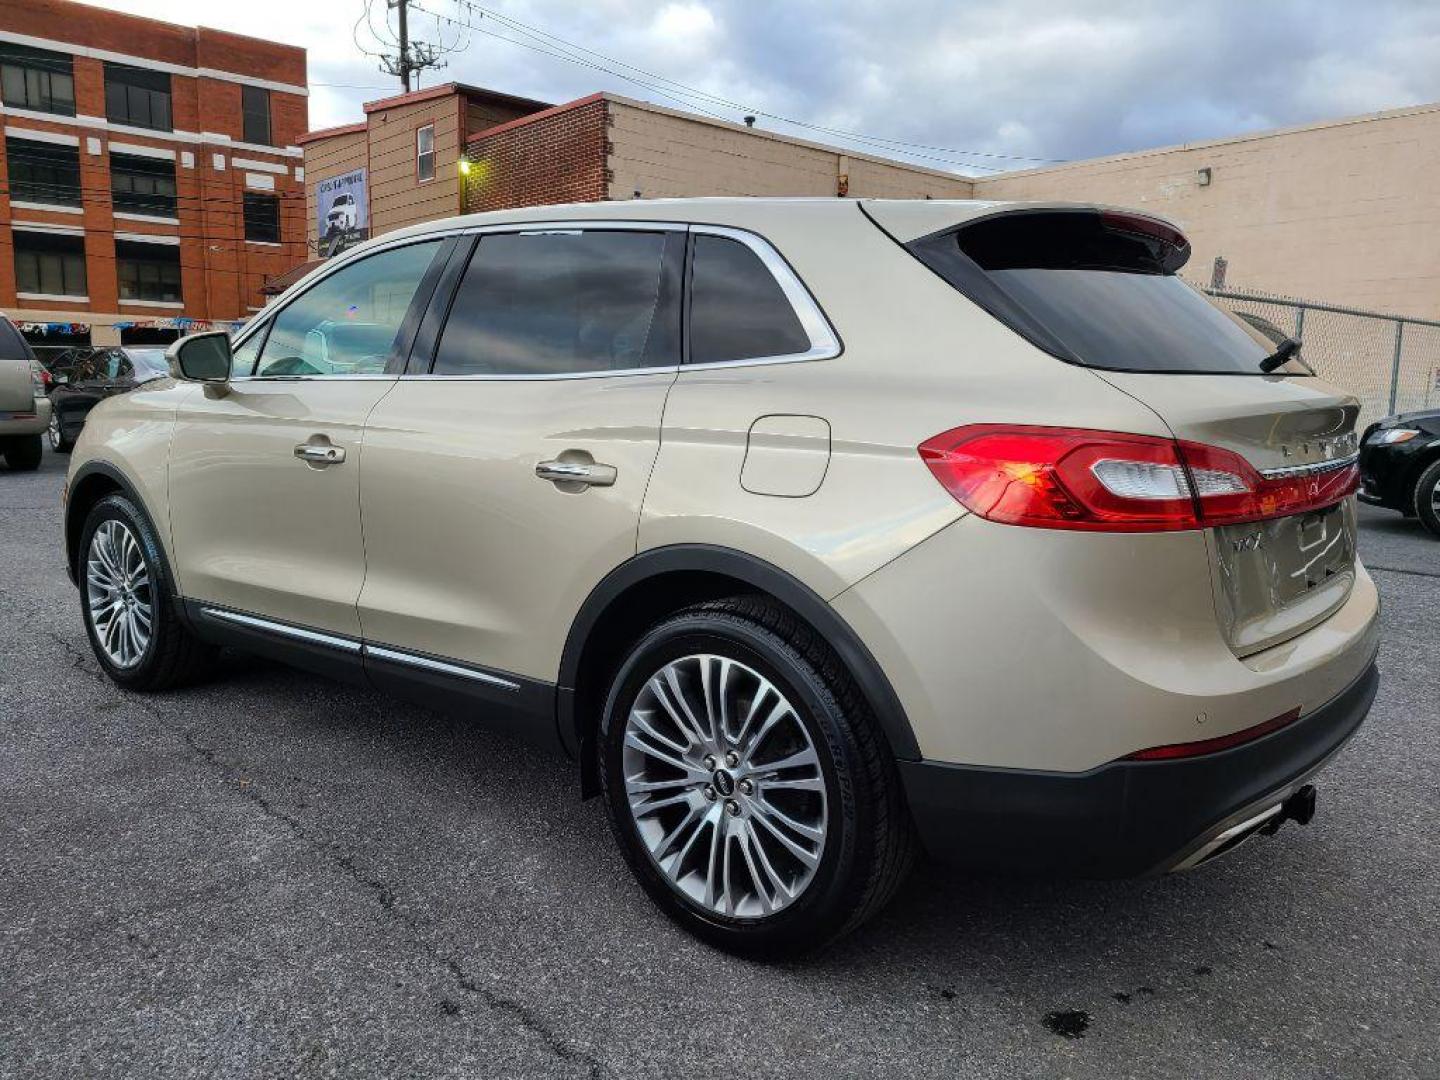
[430,0,1063,172]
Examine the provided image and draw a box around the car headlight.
[1373,428,1420,444]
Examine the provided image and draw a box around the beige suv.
[64,199,1380,953]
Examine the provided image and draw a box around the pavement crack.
[1367,563,1440,580]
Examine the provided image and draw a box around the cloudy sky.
[102,0,1440,174]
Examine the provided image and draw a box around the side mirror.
[167,332,232,385]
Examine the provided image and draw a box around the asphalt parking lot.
[2,450,1437,1079]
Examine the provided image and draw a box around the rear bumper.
[0,398,50,435]
[898,658,1378,877]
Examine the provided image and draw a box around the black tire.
[1413,458,1440,538]
[3,433,42,470]
[48,409,74,453]
[598,595,917,956]
[78,493,217,690]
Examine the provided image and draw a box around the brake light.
[918,425,1358,532]
[1123,707,1302,761]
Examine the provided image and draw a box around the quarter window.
[1,44,75,116]
[688,234,810,364]
[13,231,87,297]
[242,85,271,145]
[111,152,177,217]
[7,137,81,206]
[432,230,672,377]
[416,124,435,182]
[254,240,444,377]
[104,63,172,131]
[243,192,281,243]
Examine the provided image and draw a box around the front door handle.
[536,459,616,487]
[294,442,346,466]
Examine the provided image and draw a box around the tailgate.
[0,319,38,412]
[1099,371,1359,654]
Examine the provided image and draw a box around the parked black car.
[1358,408,1440,537]
[47,347,170,453]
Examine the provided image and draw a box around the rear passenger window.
[432,230,673,376]
[689,234,810,365]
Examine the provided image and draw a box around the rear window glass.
[433,230,671,376]
[909,211,1309,376]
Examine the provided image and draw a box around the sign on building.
[316,168,369,256]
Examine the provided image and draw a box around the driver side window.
[255,240,444,378]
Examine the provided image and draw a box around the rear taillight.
[918,425,1358,532]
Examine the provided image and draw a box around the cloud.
[102,0,1440,172]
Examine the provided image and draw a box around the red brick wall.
[462,97,609,213]
[0,0,309,322]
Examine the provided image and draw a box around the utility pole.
[374,0,451,93]
[393,0,411,92]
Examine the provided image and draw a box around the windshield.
[124,348,170,380]
[907,210,1311,376]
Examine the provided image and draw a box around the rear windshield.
[907,210,1310,376]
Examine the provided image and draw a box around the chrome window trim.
[199,606,362,652]
[364,644,521,691]
[1258,454,1360,480]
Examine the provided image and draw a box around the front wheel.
[599,596,916,956]
[79,493,216,690]
[1413,458,1440,538]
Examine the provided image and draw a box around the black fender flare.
[557,544,922,782]
[64,460,147,585]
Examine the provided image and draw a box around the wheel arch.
[65,461,147,586]
[1402,442,1440,508]
[558,544,921,797]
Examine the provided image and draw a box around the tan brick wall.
[367,98,462,236]
[605,98,973,201]
[976,104,1440,320]
[463,97,609,213]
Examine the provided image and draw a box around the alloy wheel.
[621,654,828,918]
[85,519,153,669]
[48,411,61,449]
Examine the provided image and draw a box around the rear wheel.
[79,493,216,690]
[1413,459,1440,538]
[599,596,916,956]
[48,410,73,453]
[3,434,42,470]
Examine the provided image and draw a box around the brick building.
[0,0,307,350]
[305,83,1440,324]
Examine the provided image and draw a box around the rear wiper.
[1258,337,1301,374]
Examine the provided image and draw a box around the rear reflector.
[1123,707,1302,761]
[918,425,1358,532]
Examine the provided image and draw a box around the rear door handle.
[294,443,346,466]
[535,459,616,487]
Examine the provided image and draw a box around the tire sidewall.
[599,612,865,951]
[78,494,174,686]
[1414,460,1440,538]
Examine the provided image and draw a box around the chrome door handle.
[294,443,346,466]
[536,459,616,487]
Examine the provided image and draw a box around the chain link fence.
[1201,287,1440,430]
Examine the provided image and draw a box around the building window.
[104,62,172,131]
[416,124,435,182]
[242,85,271,145]
[6,137,81,207]
[111,152,178,217]
[243,192,281,243]
[116,240,182,303]
[14,231,87,297]
[0,43,75,116]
